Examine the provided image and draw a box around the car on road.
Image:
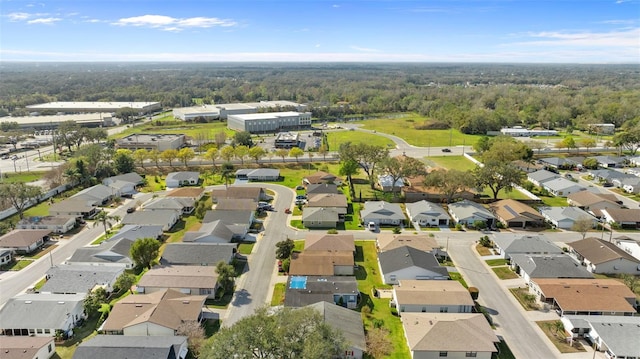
[284,208,291,214]
[441,148,451,153]
[603,182,613,187]
[126,207,136,213]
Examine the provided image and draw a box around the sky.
[1,0,639,63]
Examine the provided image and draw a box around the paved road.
[222,183,294,327]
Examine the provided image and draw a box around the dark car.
[296,195,307,200]
[603,182,614,187]
[126,207,136,213]
[441,148,451,152]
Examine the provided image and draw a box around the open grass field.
[109,120,234,140]
[354,240,410,359]
[326,130,395,151]
[426,156,476,171]
[1,171,46,183]
[357,114,483,147]
[479,187,531,200]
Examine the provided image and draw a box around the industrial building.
[26,101,161,114]
[172,100,306,121]
[587,123,615,135]
[274,132,301,149]
[0,113,114,129]
[116,134,186,151]
[227,111,312,134]
[500,126,558,137]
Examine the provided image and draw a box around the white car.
[367,222,376,231]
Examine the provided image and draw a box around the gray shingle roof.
[492,234,563,256]
[284,276,358,308]
[67,237,134,265]
[509,254,593,279]
[563,316,640,358]
[361,201,405,221]
[0,293,85,329]
[378,246,449,276]
[103,172,144,185]
[302,207,340,222]
[166,171,200,181]
[40,265,124,294]
[183,220,234,243]
[447,200,495,221]
[203,210,252,225]
[306,183,340,194]
[108,225,163,242]
[528,170,560,184]
[122,210,177,227]
[74,335,187,359]
[306,301,366,351]
[406,200,449,221]
[161,242,236,266]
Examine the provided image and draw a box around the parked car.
[441,148,451,153]
[296,195,307,200]
[295,199,307,205]
[126,207,136,213]
[367,222,376,231]
[295,185,305,190]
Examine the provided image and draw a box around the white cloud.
[27,17,62,25]
[7,12,32,21]
[350,45,380,52]
[112,14,237,31]
[515,28,640,47]
[83,19,102,23]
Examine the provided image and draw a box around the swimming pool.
[289,276,308,289]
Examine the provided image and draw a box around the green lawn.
[354,240,410,358]
[476,244,492,256]
[238,242,255,255]
[271,283,286,306]
[0,259,33,271]
[358,114,483,147]
[485,259,509,266]
[1,171,46,183]
[426,156,477,171]
[492,267,519,280]
[326,130,395,151]
[23,201,51,217]
[293,240,305,252]
[537,321,586,353]
[540,196,568,207]
[509,287,540,311]
[493,339,517,359]
[109,120,234,140]
[449,272,469,288]
[479,187,530,200]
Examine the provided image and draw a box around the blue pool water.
[289,276,308,289]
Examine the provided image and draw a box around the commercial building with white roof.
[227,111,312,134]
[0,113,114,129]
[26,101,161,114]
[172,100,306,121]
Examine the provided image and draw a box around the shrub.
[327,228,338,234]
[372,319,385,329]
[392,227,401,234]
[455,223,463,231]
[468,287,479,300]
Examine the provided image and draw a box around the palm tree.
[220,162,234,189]
[93,211,121,236]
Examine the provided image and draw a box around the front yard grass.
[475,244,492,256]
[237,242,255,255]
[485,259,509,266]
[493,339,517,359]
[0,259,33,271]
[355,240,410,359]
[270,283,286,306]
[509,287,539,311]
[427,156,476,171]
[540,195,568,207]
[54,315,100,359]
[449,272,468,288]
[492,266,519,280]
[536,320,586,353]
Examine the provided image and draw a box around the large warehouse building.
[173,100,307,121]
[116,134,186,151]
[26,101,162,114]
[0,113,114,129]
[227,112,312,134]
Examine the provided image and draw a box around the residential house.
[529,278,637,316]
[405,200,450,227]
[629,156,640,166]
[160,242,237,266]
[39,265,124,294]
[284,275,359,308]
[306,183,341,195]
[561,316,640,359]
[588,169,633,185]
[306,301,366,359]
[614,236,640,262]
[305,233,355,253]
[377,174,405,193]
[306,193,348,218]
[0,248,12,266]
[215,198,258,211]
[447,200,496,228]
[101,289,206,335]
[203,210,253,238]
[361,201,405,226]
[0,336,56,359]
[183,220,235,244]
[108,225,163,243]
[538,206,598,230]
[542,178,586,197]
[0,229,50,254]
[72,184,119,205]
[73,335,189,359]
[567,191,622,218]
[508,254,593,283]
[302,207,340,228]
[512,159,544,173]
[403,175,475,203]
[303,171,342,186]
[392,280,474,314]
[569,237,640,274]
[289,251,354,276]
[621,177,640,194]
[376,233,440,254]
[489,199,544,228]
[0,293,85,337]
[143,197,195,215]
[612,176,640,190]
[401,313,499,359]
[491,233,563,260]
[121,210,179,231]
[601,208,640,229]
[593,155,624,168]
[102,172,144,192]
[137,265,218,298]
[527,169,560,187]
[210,186,268,202]
[17,216,76,234]
[165,171,200,188]
[538,157,578,170]
[378,246,449,285]
[49,198,99,219]
[166,187,206,202]
[66,237,137,269]
[235,168,280,181]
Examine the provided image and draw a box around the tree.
[234,145,250,165]
[148,149,161,167]
[233,131,253,147]
[275,238,295,260]
[318,144,328,161]
[220,162,234,188]
[379,156,426,194]
[219,145,235,162]
[571,216,594,239]
[113,149,135,174]
[93,211,120,236]
[339,142,389,190]
[621,273,639,294]
[423,169,475,203]
[339,159,360,198]
[248,146,266,164]
[204,147,219,167]
[0,183,42,219]
[132,149,148,168]
[275,148,289,162]
[474,162,524,200]
[114,272,136,294]
[195,200,208,220]
[579,138,596,153]
[161,149,179,167]
[288,147,304,162]
[177,321,206,358]
[214,131,227,148]
[366,328,393,358]
[200,306,346,359]
[557,136,576,152]
[130,237,161,269]
[83,287,107,316]
[177,147,195,167]
[215,260,236,296]
[481,136,530,163]
[115,107,138,123]
[473,136,491,154]
[612,127,640,155]
[583,157,599,169]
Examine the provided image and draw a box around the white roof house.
[538,206,597,230]
[447,200,496,228]
[541,178,586,197]
[405,200,450,227]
